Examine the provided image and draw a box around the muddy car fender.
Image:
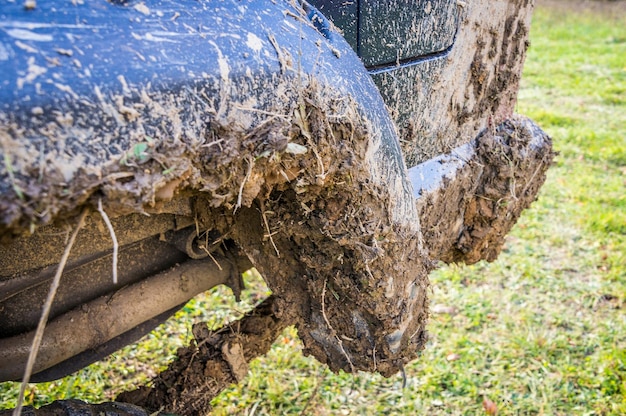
[0,0,427,382]
[0,0,554,413]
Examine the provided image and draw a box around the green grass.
[1,2,625,414]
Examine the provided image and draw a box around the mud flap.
[413,115,555,265]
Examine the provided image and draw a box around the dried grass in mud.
[119,80,432,413]
[1,72,432,414]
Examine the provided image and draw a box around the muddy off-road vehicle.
[0,0,554,414]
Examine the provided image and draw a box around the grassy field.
[1,1,625,414]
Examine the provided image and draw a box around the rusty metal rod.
[0,256,234,382]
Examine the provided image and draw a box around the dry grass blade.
[321,278,355,374]
[13,209,87,416]
[97,198,119,284]
[235,157,253,213]
[260,204,280,258]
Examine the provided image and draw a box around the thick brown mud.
[99,79,433,415]
[0,1,557,414]
[417,116,555,265]
[117,297,289,414]
[2,76,432,415]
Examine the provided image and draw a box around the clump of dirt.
[418,116,555,265]
[199,83,432,377]
[449,118,554,263]
[117,297,289,414]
